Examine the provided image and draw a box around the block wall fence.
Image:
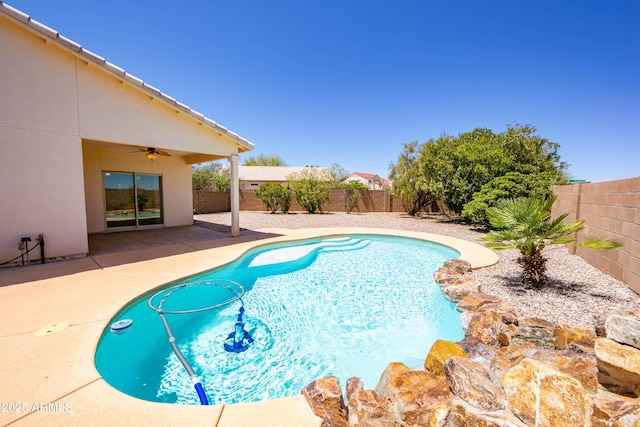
[551,177,640,293]
[193,190,449,215]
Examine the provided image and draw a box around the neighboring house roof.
[347,172,391,188]
[0,1,254,152]
[351,172,381,180]
[239,166,328,182]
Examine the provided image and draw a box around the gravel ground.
[195,211,640,330]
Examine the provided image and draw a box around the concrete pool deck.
[0,227,498,427]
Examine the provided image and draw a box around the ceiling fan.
[133,147,171,160]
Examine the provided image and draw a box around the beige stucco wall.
[0,16,89,261]
[0,13,247,263]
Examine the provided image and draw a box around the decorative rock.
[442,281,480,301]
[590,388,640,427]
[457,292,502,312]
[443,356,508,411]
[477,302,519,326]
[347,390,396,427]
[503,344,599,390]
[443,259,473,273]
[501,358,590,427]
[595,313,608,337]
[595,337,640,397]
[424,339,467,376]
[465,311,515,347]
[510,317,556,349]
[446,396,528,427]
[346,377,364,404]
[554,323,595,349]
[459,337,515,386]
[605,314,640,350]
[301,376,348,427]
[433,267,467,285]
[569,339,596,355]
[377,363,452,426]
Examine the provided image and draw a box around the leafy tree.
[287,167,332,213]
[393,124,568,216]
[242,154,287,166]
[478,196,622,288]
[388,141,439,215]
[192,162,231,191]
[461,172,555,226]
[328,163,350,188]
[254,183,291,214]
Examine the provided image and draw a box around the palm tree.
[478,196,622,288]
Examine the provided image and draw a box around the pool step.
[248,238,370,267]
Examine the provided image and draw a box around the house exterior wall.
[0,16,89,260]
[75,63,239,157]
[552,178,640,293]
[0,12,247,263]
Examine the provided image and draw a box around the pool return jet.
[146,279,251,405]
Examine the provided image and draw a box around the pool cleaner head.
[224,306,254,353]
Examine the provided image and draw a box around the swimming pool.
[95,235,463,405]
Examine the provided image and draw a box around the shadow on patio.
[0,221,282,287]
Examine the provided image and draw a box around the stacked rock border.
[301,259,640,427]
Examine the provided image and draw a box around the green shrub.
[254,183,291,213]
[462,172,555,226]
[287,167,332,213]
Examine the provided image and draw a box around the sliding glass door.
[104,172,163,229]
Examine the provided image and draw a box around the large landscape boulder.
[465,311,515,347]
[443,356,508,411]
[510,317,556,349]
[424,339,467,376]
[459,337,515,386]
[347,389,396,427]
[301,376,348,427]
[595,337,640,397]
[377,362,452,426]
[590,388,640,427]
[445,396,528,427]
[500,358,590,427]
[442,277,480,301]
[604,313,640,350]
[457,292,502,312]
[553,323,595,349]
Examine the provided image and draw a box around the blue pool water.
[95,235,463,405]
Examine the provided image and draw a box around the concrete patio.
[0,222,498,426]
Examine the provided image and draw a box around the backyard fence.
[551,177,640,293]
[193,189,449,214]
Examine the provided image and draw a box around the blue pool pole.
[159,312,209,405]
[194,381,208,405]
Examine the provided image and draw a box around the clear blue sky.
[8,0,639,182]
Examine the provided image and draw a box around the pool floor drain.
[34,322,70,336]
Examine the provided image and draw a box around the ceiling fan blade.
[155,150,171,156]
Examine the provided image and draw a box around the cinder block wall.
[552,178,640,293]
[193,191,230,213]
[194,190,449,214]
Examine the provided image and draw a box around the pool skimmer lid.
[34,322,70,336]
[110,319,134,333]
